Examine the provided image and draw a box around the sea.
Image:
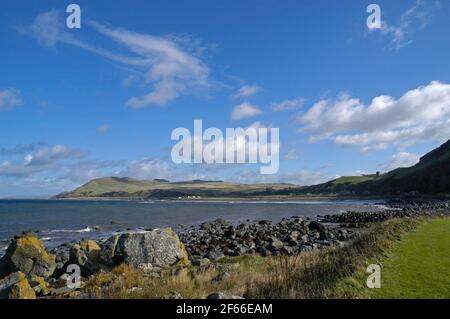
[0,199,386,255]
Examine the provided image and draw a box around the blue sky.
[1,0,450,196]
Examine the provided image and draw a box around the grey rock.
[100,228,188,269]
[166,290,183,299]
[0,272,23,292]
[0,235,56,279]
[192,258,211,267]
[207,292,244,299]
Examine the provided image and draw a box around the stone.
[166,290,183,299]
[0,271,23,291]
[307,221,326,232]
[0,235,56,279]
[69,240,102,276]
[52,286,75,296]
[206,292,244,299]
[192,258,211,267]
[100,228,189,269]
[98,235,120,266]
[207,251,225,261]
[268,237,283,250]
[0,271,36,299]
[211,271,231,283]
[29,275,52,296]
[280,246,295,255]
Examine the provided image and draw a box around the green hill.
[57,140,450,199]
[298,139,450,196]
[56,177,294,199]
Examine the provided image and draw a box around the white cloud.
[236,170,329,186]
[297,81,450,151]
[233,84,262,99]
[0,145,84,178]
[24,145,84,166]
[385,152,420,171]
[97,124,112,134]
[271,97,305,112]
[120,158,171,180]
[283,149,299,161]
[0,88,22,110]
[231,102,263,121]
[25,11,211,108]
[0,142,46,156]
[369,0,432,49]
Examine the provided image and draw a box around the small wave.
[40,237,53,241]
[75,227,93,233]
[46,226,94,234]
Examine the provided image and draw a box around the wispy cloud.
[231,102,263,121]
[233,84,262,99]
[0,145,84,178]
[97,124,112,134]
[24,10,211,108]
[0,88,23,110]
[296,81,450,152]
[271,97,305,112]
[384,151,420,171]
[236,169,329,186]
[369,0,434,50]
[0,142,47,156]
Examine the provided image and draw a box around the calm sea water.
[0,199,385,253]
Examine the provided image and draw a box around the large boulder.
[69,240,101,276]
[0,271,36,299]
[0,235,56,279]
[99,228,189,269]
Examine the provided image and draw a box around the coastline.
[1,199,448,299]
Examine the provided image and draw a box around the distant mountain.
[57,140,450,199]
[297,139,450,196]
[56,177,294,199]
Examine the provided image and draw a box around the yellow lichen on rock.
[15,236,56,265]
[177,241,190,266]
[163,227,190,265]
[8,271,36,299]
[29,275,52,296]
[79,240,101,252]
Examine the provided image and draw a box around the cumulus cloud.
[384,151,420,171]
[271,98,305,112]
[25,11,211,108]
[233,84,262,99]
[0,88,22,110]
[231,102,263,121]
[297,81,450,152]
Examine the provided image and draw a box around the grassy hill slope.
[56,177,294,199]
[298,140,450,196]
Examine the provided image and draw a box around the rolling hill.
[296,139,450,196]
[56,177,295,199]
[57,140,450,199]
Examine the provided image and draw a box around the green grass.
[58,176,295,198]
[369,218,450,299]
[331,175,377,185]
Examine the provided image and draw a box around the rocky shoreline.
[0,200,448,299]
